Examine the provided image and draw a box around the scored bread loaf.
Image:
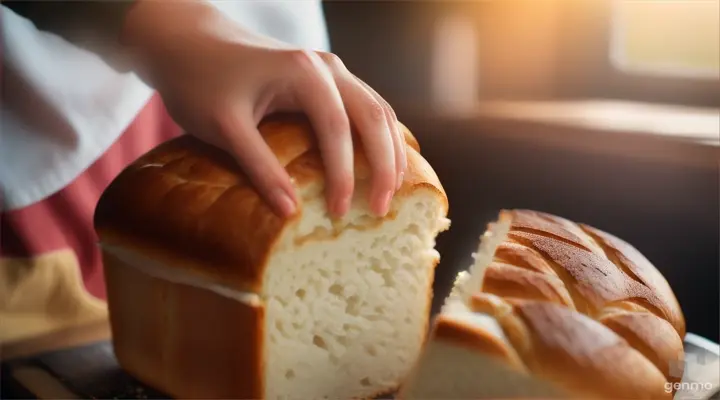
[94,114,450,399]
[399,209,686,399]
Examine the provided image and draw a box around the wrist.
[120,0,227,79]
[121,0,212,45]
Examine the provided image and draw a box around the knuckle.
[286,49,322,73]
[367,100,386,123]
[370,93,396,119]
[318,51,345,70]
[384,101,397,119]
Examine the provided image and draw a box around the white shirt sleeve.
[0,1,330,211]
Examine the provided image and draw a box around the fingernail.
[272,188,297,218]
[396,172,404,191]
[376,190,393,216]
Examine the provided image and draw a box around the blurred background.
[324,0,720,341]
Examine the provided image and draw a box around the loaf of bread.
[94,114,450,399]
[399,209,686,399]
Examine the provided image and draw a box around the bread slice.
[399,209,686,399]
[94,114,449,399]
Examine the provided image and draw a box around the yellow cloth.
[0,249,107,344]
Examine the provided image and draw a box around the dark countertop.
[2,329,719,400]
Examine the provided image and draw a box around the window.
[610,0,720,79]
[556,0,720,107]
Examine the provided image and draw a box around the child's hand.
[122,0,406,219]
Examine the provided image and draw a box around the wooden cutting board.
[2,335,718,399]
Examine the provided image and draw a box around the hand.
[121,0,406,219]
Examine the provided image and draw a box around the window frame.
[553,0,720,108]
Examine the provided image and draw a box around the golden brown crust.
[482,262,575,308]
[434,209,686,398]
[494,242,558,276]
[498,210,684,333]
[94,114,447,292]
[495,210,685,385]
[580,224,686,337]
[511,301,670,399]
[507,210,602,253]
[599,312,685,384]
[104,252,264,399]
[432,313,526,372]
[463,292,671,399]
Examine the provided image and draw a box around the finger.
[286,50,354,217]
[319,53,397,217]
[353,76,407,191]
[337,78,396,216]
[386,106,407,191]
[216,106,298,219]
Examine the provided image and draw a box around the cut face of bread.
[400,209,685,399]
[264,187,449,399]
[445,213,511,308]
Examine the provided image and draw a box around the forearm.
[119,0,223,78]
[120,0,267,85]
